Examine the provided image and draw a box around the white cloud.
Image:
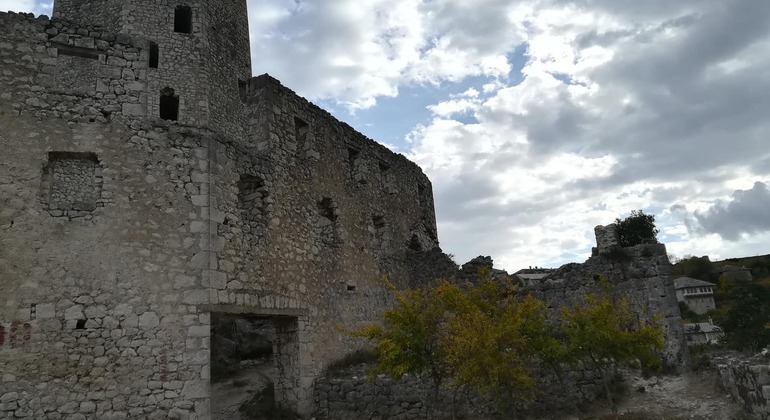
[689,182,770,240]
[402,0,770,270]
[4,0,769,271]
[0,0,36,13]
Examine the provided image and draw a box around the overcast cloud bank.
[8,0,770,270]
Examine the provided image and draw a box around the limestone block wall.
[52,0,122,30]
[713,353,770,419]
[0,105,218,419]
[313,364,603,419]
[0,10,443,419]
[51,0,252,138]
[525,226,688,368]
[0,12,150,124]
[191,74,442,411]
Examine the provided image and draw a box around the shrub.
[615,210,659,247]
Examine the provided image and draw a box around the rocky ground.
[561,370,746,420]
[210,365,746,419]
[210,361,274,420]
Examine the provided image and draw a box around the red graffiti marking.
[0,325,5,346]
[9,321,20,348]
[159,351,169,382]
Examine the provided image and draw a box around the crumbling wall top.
[594,223,620,253]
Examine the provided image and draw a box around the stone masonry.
[525,224,688,368]
[0,3,437,419]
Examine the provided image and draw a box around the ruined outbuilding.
[0,2,438,418]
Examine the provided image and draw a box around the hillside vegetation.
[672,253,770,351]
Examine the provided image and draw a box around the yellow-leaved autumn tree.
[354,276,561,414]
[560,282,664,415]
[353,275,665,418]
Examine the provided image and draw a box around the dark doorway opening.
[210,312,300,418]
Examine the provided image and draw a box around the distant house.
[673,277,717,315]
[513,267,555,286]
[714,265,753,282]
[684,320,725,345]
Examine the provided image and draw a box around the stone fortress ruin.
[0,1,439,418]
[0,1,689,419]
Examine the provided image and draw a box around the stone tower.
[53,0,252,136]
[0,1,440,418]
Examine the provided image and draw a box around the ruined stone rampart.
[0,7,439,420]
[524,225,687,367]
[0,12,146,125]
[713,353,770,419]
[313,364,602,419]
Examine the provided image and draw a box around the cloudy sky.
[6,0,770,272]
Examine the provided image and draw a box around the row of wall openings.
[344,145,395,191]
[174,5,193,33]
[160,87,179,121]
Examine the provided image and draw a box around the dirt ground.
[209,365,746,420]
[210,362,274,420]
[558,370,746,420]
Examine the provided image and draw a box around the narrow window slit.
[149,42,159,68]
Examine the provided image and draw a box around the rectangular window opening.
[294,117,309,140]
[174,5,193,33]
[149,42,159,68]
[417,183,425,206]
[347,148,360,171]
[160,93,179,121]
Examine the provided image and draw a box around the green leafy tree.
[672,255,713,280]
[355,276,666,418]
[354,277,559,415]
[441,280,561,409]
[559,282,664,415]
[352,279,453,403]
[615,210,659,247]
[719,282,770,351]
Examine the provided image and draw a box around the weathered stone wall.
[523,225,688,368]
[0,12,147,124]
[402,225,687,368]
[713,353,770,419]
[51,0,252,137]
[0,7,439,420]
[313,364,603,419]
